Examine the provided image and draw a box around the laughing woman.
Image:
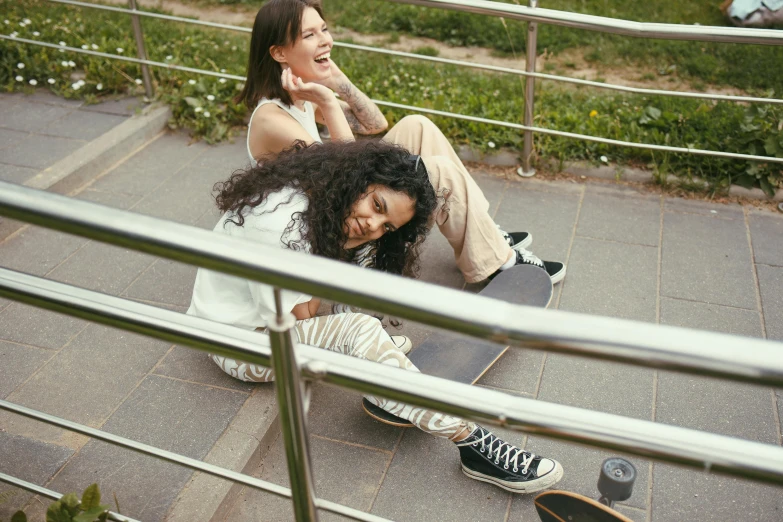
[187,140,563,493]
[235,0,566,286]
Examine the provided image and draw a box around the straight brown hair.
[235,0,325,108]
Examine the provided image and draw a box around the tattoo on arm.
[335,81,386,134]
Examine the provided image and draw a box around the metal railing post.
[268,289,319,522]
[519,0,538,177]
[128,0,154,98]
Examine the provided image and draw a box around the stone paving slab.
[230,434,391,521]
[90,133,208,196]
[0,164,38,184]
[651,463,783,522]
[2,134,87,170]
[153,346,255,393]
[29,375,249,521]
[538,355,654,420]
[74,187,144,210]
[370,429,512,521]
[660,297,763,338]
[559,237,658,322]
[40,110,128,141]
[123,259,198,308]
[47,241,157,296]
[0,127,28,150]
[0,225,88,277]
[0,303,88,350]
[577,184,661,247]
[748,210,783,268]
[0,433,74,520]
[0,325,170,446]
[757,265,783,342]
[0,100,74,134]
[661,210,757,309]
[0,340,52,398]
[306,383,403,452]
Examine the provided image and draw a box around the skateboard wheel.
[597,458,636,502]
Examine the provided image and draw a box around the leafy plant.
[8,484,112,522]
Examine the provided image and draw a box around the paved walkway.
[0,92,782,521]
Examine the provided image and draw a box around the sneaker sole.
[549,265,566,285]
[461,461,564,494]
[511,234,534,251]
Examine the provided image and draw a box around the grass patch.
[2,0,781,195]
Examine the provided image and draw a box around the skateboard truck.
[596,457,637,508]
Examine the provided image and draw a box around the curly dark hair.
[214,140,437,277]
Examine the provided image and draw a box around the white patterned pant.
[210,312,474,441]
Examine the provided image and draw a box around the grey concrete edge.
[458,146,783,202]
[0,103,171,241]
[165,386,281,522]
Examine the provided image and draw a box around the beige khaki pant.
[383,115,513,283]
[209,312,474,441]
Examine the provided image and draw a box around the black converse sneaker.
[491,248,566,284]
[497,225,533,251]
[456,426,563,493]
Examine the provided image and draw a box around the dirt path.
[107,0,746,96]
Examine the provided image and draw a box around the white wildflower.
[23,18,31,24]
[48,78,56,84]
[72,82,81,90]
[15,75,23,82]
[203,111,211,117]
[29,79,37,86]
[17,62,24,69]
[165,55,173,60]
[600,155,608,163]
[91,44,98,49]
[33,31,40,36]
[3,20,8,24]
[218,78,226,84]
[220,68,226,73]
[59,41,66,46]
[46,19,52,24]
[61,60,69,66]
[231,46,237,51]
[135,78,142,85]
[207,94,215,101]
[116,47,124,53]
[81,44,88,49]
[96,83,103,90]
[68,60,76,67]
[488,141,496,149]
[194,106,203,113]
[188,79,196,85]
[10,32,18,38]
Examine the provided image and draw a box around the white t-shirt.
[186,187,313,330]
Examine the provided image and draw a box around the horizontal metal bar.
[0,473,138,522]
[0,401,390,522]
[338,42,783,105]
[389,0,783,45]
[7,35,778,165]
[47,0,252,33]
[42,0,783,105]
[371,100,783,164]
[1,185,783,387]
[0,35,245,80]
[2,269,783,486]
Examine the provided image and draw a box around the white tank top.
[246,98,322,166]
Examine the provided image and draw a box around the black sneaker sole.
[461,461,564,494]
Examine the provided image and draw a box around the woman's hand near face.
[312,59,388,136]
[281,68,336,108]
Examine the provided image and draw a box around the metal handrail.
[2,181,783,386]
[41,0,783,105]
[389,0,783,44]
[7,34,782,166]
[2,267,783,488]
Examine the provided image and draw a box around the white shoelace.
[515,247,545,269]
[466,428,536,474]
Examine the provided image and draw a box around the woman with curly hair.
[236,0,566,286]
[186,140,563,493]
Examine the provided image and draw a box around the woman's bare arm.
[315,61,388,135]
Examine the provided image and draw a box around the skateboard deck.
[534,491,633,522]
[363,264,553,426]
